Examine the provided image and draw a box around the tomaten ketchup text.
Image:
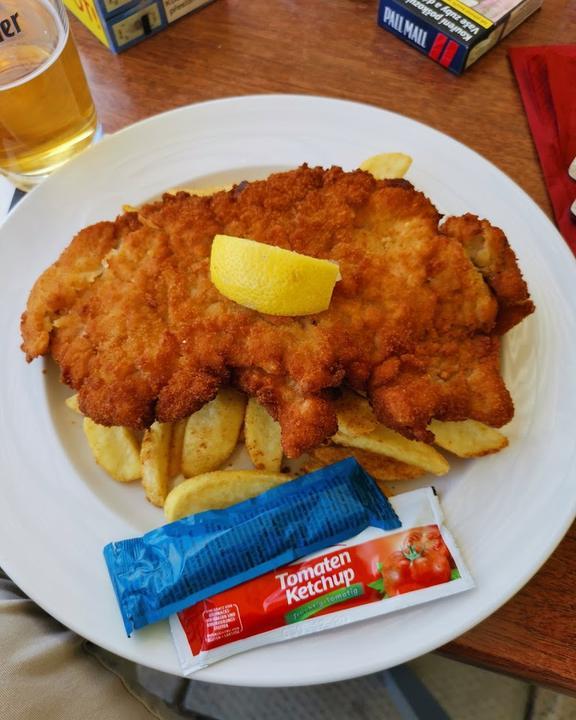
[276,551,354,605]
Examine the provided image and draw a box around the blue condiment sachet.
[103,458,401,635]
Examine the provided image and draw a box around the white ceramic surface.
[1,95,575,687]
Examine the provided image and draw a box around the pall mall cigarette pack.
[377,0,542,74]
[65,0,215,52]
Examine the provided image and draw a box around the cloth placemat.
[509,45,576,254]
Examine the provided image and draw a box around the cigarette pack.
[65,0,215,53]
[377,0,542,74]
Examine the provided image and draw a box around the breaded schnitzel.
[21,166,534,457]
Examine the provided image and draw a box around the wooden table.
[70,0,576,694]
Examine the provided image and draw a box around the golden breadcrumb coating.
[21,166,534,457]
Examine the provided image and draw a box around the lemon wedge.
[210,234,340,316]
[359,152,412,179]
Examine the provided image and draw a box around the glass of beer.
[0,0,99,190]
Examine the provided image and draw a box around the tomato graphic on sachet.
[369,525,457,597]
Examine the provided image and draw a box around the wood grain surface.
[70,0,576,692]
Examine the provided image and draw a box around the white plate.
[1,95,575,687]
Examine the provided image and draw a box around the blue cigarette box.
[377,0,542,74]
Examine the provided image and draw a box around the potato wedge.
[168,185,231,197]
[429,419,508,458]
[164,470,292,521]
[168,418,187,479]
[141,422,172,507]
[244,398,283,472]
[335,390,378,437]
[181,388,246,477]
[359,152,412,179]
[65,394,81,414]
[83,418,141,482]
[332,427,449,476]
[312,445,425,482]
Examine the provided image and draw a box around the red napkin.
[509,45,576,254]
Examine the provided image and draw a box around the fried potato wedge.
[83,418,141,482]
[244,398,283,472]
[335,390,378,437]
[181,388,246,477]
[141,422,172,507]
[312,445,425,482]
[359,152,413,179]
[168,418,187,480]
[429,419,508,458]
[168,185,232,197]
[164,470,293,521]
[333,427,449,476]
[65,394,81,414]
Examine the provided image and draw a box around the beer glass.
[0,0,99,190]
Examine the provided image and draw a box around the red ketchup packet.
[170,487,474,674]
